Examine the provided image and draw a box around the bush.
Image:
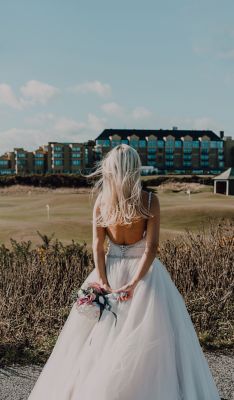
[0,233,94,365]
[0,174,93,188]
[160,218,234,349]
[0,219,233,365]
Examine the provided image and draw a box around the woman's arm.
[92,196,112,291]
[131,193,160,284]
[114,193,160,300]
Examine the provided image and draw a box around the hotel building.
[95,128,226,174]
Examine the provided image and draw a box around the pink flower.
[77,293,96,307]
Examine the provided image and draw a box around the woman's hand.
[113,280,138,302]
[99,281,113,294]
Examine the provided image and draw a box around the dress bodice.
[106,235,147,259]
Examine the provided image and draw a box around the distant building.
[223,134,234,168]
[47,142,90,174]
[95,128,225,174]
[0,141,95,175]
[213,167,234,196]
[0,151,15,175]
[0,128,232,176]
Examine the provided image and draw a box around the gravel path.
[0,350,233,400]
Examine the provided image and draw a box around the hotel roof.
[96,129,222,141]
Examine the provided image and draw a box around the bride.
[28,144,221,399]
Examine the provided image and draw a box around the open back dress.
[28,191,221,400]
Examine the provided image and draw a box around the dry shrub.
[0,234,93,365]
[160,217,234,348]
[0,219,233,365]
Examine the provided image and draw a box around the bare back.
[105,190,153,245]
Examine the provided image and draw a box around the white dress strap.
[148,191,152,211]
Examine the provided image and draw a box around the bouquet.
[72,282,124,326]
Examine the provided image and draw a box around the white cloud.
[190,117,219,131]
[131,107,152,120]
[69,80,112,97]
[25,113,56,125]
[54,117,86,133]
[0,84,22,110]
[24,112,106,137]
[20,80,60,105]
[0,128,48,153]
[101,102,124,116]
[87,113,106,131]
[0,81,60,110]
[154,115,221,133]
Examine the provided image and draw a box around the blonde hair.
[85,144,153,227]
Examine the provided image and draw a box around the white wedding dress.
[28,195,221,400]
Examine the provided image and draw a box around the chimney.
[220,130,224,139]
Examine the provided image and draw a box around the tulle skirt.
[28,237,221,400]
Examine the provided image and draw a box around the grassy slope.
[0,185,233,248]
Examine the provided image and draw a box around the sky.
[0,0,234,153]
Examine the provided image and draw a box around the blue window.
[0,160,8,166]
[53,152,63,158]
[112,140,121,147]
[35,160,44,166]
[72,146,81,151]
[148,161,156,166]
[165,161,173,167]
[17,160,26,165]
[201,149,209,154]
[165,148,174,154]
[183,142,192,154]
[165,140,174,149]
[183,141,192,147]
[166,154,174,160]
[201,141,210,148]
[157,140,164,148]
[35,153,44,158]
[192,141,200,148]
[139,140,146,148]
[54,146,63,151]
[148,139,157,148]
[147,154,156,160]
[96,139,110,147]
[201,161,209,167]
[72,160,81,166]
[130,140,139,149]
[17,153,26,158]
[183,154,192,160]
[72,153,81,158]
[201,154,209,160]
[210,141,217,148]
[175,141,182,148]
[54,160,63,166]
[0,170,12,175]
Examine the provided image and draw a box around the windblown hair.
[85,144,153,227]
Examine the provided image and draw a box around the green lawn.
[0,186,233,249]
